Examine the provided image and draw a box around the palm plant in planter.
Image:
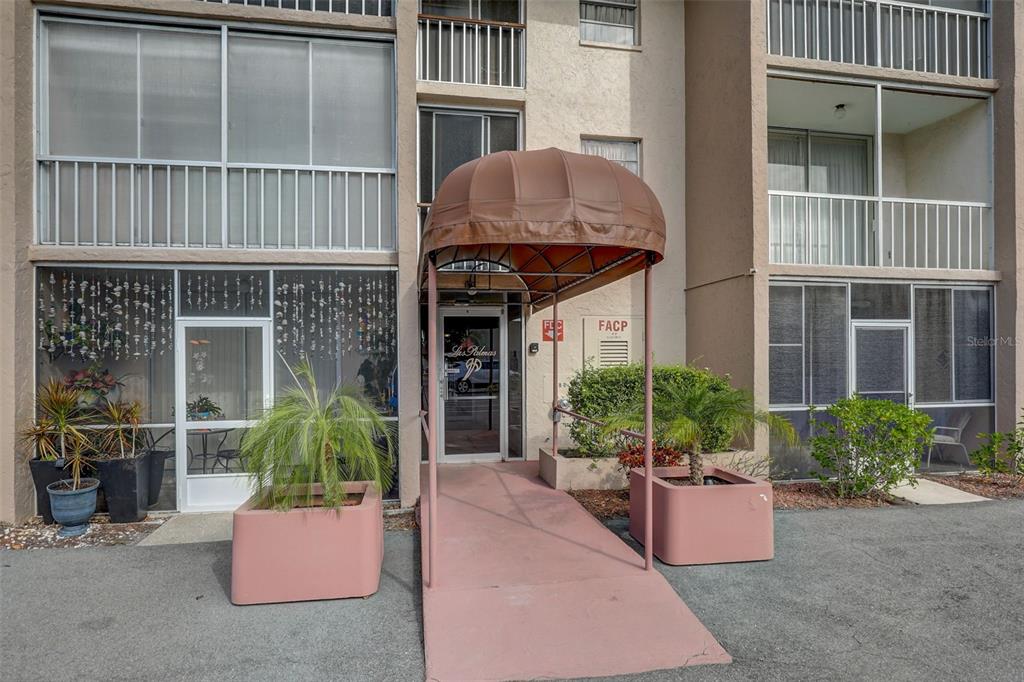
[22,380,99,536]
[607,373,796,566]
[92,399,151,523]
[231,358,394,605]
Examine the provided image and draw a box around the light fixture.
[833,103,847,120]
[465,274,477,296]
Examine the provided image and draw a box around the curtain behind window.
[809,135,870,195]
[768,132,807,191]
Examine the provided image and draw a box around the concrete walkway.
[138,512,233,545]
[419,462,730,681]
[891,478,991,505]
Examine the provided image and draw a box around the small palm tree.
[93,399,143,459]
[241,357,394,510]
[607,377,796,485]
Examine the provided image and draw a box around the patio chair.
[927,413,972,468]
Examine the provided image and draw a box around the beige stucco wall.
[517,0,687,460]
[881,102,990,202]
[683,0,769,456]
[992,0,1024,434]
[0,0,38,523]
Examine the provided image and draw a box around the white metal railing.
[766,0,990,78]
[38,158,395,251]
[417,15,525,88]
[769,191,993,269]
[197,0,392,15]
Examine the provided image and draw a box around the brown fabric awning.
[420,147,666,307]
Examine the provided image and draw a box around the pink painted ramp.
[419,462,730,681]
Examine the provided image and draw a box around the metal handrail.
[417,13,525,30]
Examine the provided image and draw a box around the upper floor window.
[197,0,393,16]
[38,17,396,250]
[768,130,872,195]
[580,0,639,47]
[581,138,641,176]
[418,108,519,205]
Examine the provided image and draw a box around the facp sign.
[542,319,564,342]
[597,319,631,334]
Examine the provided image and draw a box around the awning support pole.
[427,258,439,588]
[644,260,654,571]
[551,291,559,458]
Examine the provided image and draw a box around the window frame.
[767,126,875,196]
[579,0,640,48]
[768,279,995,412]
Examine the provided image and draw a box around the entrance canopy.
[420,147,666,307]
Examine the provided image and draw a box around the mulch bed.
[569,481,905,519]
[568,489,630,520]
[384,509,419,531]
[1,514,167,551]
[924,473,1024,500]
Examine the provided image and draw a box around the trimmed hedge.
[565,363,734,456]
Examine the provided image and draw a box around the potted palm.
[231,358,394,605]
[608,376,795,565]
[22,380,99,536]
[92,399,151,522]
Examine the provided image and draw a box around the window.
[421,0,519,22]
[768,129,872,195]
[769,284,849,407]
[418,108,519,205]
[850,283,911,320]
[580,0,639,46]
[38,17,396,250]
[581,138,641,176]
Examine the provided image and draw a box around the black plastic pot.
[29,458,71,524]
[146,449,174,509]
[47,478,100,537]
[94,452,151,523]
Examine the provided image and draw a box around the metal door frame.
[850,321,914,406]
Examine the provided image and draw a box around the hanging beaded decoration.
[38,268,174,362]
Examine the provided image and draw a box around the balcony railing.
[766,0,990,78]
[197,0,392,15]
[417,15,525,88]
[768,191,993,269]
[38,158,395,251]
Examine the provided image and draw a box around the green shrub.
[970,413,1024,481]
[809,396,933,498]
[565,364,733,456]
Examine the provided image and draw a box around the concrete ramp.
[419,462,730,681]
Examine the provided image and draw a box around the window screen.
[805,285,848,405]
[582,138,641,176]
[954,289,992,401]
[769,286,803,405]
[914,288,953,403]
[851,283,910,320]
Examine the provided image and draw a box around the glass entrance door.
[853,324,912,404]
[439,307,506,462]
[175,320,271,512]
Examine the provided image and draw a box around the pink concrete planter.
[629,465,773,566]
[231,481,383,605]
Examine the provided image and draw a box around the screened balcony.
[37,18,396,251]
[197,0,393,15]
[417,0,524,88]
[766,0,990,78]
[768,77,993,271]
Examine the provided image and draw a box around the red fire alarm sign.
[542,319,564,342]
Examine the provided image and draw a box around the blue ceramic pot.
[46,478,99,538]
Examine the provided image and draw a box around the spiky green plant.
[93,399,143,460]
[606,373,796,485]
[21,380,92,488]
[241,358,394,510]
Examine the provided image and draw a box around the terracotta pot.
[231,481,383,605]
[629,465,773,566]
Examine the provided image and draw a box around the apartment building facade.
[686,0,1022,474]
[0,0,686,521]
[2,0,1019,523]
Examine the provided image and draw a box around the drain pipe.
[427,258,439,588]
[551,292,559,459]
[644,259,654,572]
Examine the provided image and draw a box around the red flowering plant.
[617,442,685,474]
[62,363,122,407]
